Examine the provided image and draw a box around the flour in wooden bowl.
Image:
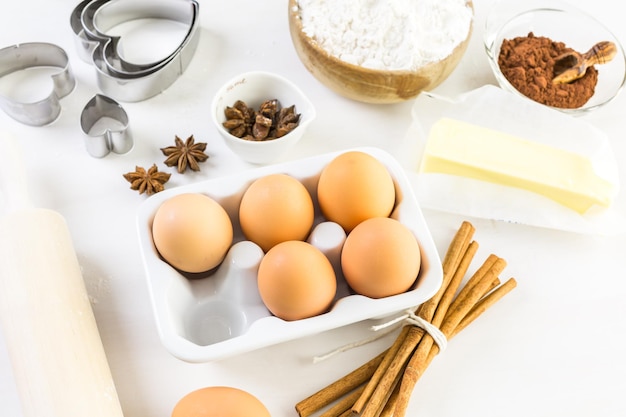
[288,0,474,103]
[295,0,473,71]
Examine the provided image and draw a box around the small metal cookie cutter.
[0,42,76,126]
[80,94,133,158]
[70,0,200,102]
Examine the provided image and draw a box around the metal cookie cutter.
[80,94,133,158]
[88,0,199,77]
[70,0,200,102]
[0,43,76,126]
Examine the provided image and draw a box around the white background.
[1,0,625,416]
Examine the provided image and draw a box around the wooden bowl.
[288,0,473,104]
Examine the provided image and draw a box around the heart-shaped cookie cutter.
[73,0,198,77]
[0,43,76,126]
[80,94,133,158]
[70,0,200,102]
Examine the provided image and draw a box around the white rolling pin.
[0,132,124,417]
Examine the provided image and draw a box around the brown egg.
[257,240,337,321]
[341,217,421,298]
[172,386,271,417]
[317,151,396,232]
[239,173,314,252]
[152,193,233,273]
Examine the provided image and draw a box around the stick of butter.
[420,117,615,214]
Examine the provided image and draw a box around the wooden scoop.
[552,41,617,84]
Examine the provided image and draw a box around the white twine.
[312,323,399,364]
[312,309,448,364]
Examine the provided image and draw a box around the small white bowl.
[135,147,443,362]
[484,0,626,115]
[211,71,316,164]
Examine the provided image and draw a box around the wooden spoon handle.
[583,41,617,66]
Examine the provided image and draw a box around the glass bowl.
[484,0,626,115]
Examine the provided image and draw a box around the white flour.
[294,0,473,70]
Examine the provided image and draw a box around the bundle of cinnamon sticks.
[295,221,517,417]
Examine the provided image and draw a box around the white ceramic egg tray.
[136,147,443,362]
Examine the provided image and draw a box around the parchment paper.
[402,85,626,235]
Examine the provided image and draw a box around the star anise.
[222,100,255,138]
[160,135,209,173]
[252,113,273,140]
[123,164,171,195]
[222,99,301,141]
[275,104,301,138]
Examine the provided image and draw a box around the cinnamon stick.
[440,221,476,282]
[295,349,386,417]
[350,325,410,413]
[295,221,518,417]
[452,254,500,304]
[378,379,401,417]
[441,256,506,336]
[377,277,518,417]
[301,221,475,416]
[355,222,476,417]
[417,220,476,322]
[319,385,365,417]
[452,277,517,338]
[392,256,507,416]
[356,329,418,417]
[429,240,479,331]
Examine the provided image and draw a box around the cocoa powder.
[498,32,597,109]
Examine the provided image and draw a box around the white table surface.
[1,0,625,416]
